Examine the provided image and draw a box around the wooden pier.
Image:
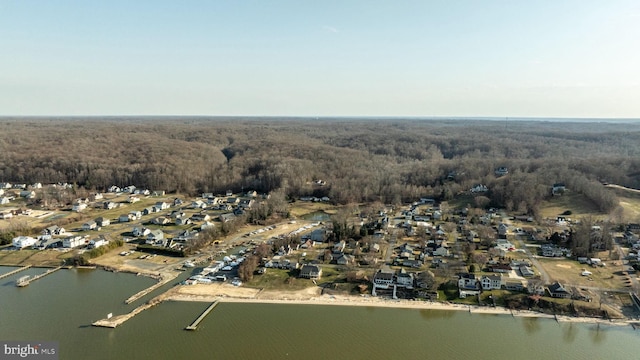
[185,301,219,331]
[125,272,178,304]
[0,265,32,280]
[15,266,62,287]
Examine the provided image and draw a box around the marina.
[185,300,219,330]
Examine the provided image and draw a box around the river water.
[1,266,639,360]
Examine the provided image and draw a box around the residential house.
[402,259,422,268]
[108,185,121,193]
[396,269,414,288]
[191,200,207,209]
[129,210,142,219]
[336,254,355,266]
[142,207,155,216]
[118,214,135,223]
[505,280,525,291]
[63,236,86,248]
[19,190,36,199]
[495,167,509,177]
[42,225,64,236]
[191,213,211,222]
[458,273,481,298]
[72,203,87,212]
[146,230,166,246]
[548,282,571,298]
[470,184,488,193]
[103,201,117,210]
[132,227,151,237]
[82,220,97,231]
[239,199,254,209]
[219,213,236,223]
[176,217,192,226]
[95,217,110,227]
[519,266,535,277]
[88,238,108,249]
[173,198,184,207]
[152,190,165,196]
[152,216,170,225]
[552,183,566,196]
[480,275,503,290]
[0,197,10,205]
[433,246,449,257]
[200,221,215,230]
[155,202,170,210]
[12,236,37,249]
[372,270,395,288]
[299,264,322,279]
[128,195,140,203]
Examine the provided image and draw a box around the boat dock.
[15,266,63,287]
[125,272,178,304]
[185,301,219,331]
[0,265,32,280]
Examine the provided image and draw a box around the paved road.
[500,210,551,283]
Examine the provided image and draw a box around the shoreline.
[162,286,636,328]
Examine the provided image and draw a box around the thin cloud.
[322,25,339,33]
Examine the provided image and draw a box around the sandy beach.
[160,283,635,327]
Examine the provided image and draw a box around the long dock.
[0,265,32,280]
[16,266,63,287]
[185,301,219,331]
[125,272,178,304]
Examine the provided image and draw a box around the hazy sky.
[1,0,639,117]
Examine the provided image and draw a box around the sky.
[1,0,639,117]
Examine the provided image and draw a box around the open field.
[289,201,338,218]
[536,257,628,290]
[538,192,605,220]
[0,249,70,267]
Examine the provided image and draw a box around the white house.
[72,203,87,212]
[12,236,37,249]
[88,238,108,249]
[0,197,10,205]
[63,236,86,248]
[480,275,503,290]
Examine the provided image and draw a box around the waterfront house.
[480,275,503,290]
[63,236,85,248]
[547,282,571,298]
[299,265,322,279]
[396,270,414,288]
[458,273,481,298]
[12,236,37,249]
[372,270,395,288]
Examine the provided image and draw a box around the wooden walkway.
[125,273,177,304]
[15,266,63,287]
[0,265,31,280]
[185,301,219,331]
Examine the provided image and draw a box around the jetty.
[0,265,32,280]
[125,272,178,304]
[15,266,62,287]
[185,301,219,330]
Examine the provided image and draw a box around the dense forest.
[1,117,639,217]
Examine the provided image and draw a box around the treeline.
[1,117,639,215]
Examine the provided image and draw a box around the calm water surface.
[1,267,639,360]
